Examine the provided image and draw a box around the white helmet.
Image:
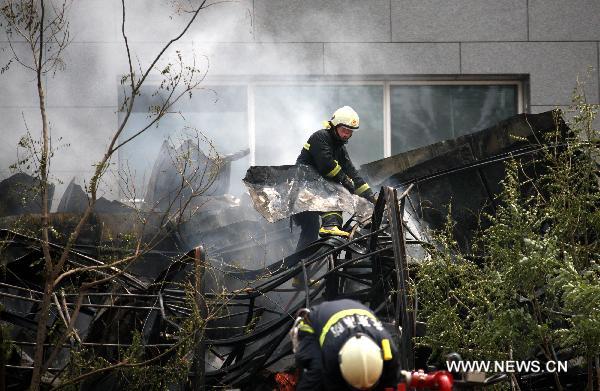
[330,106,360,130]
[338,334,383,390]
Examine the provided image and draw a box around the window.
[118,79,522,199]
[390,83,520,154]
[253,84,384,166]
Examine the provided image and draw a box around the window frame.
[119,76,525,170]
[386,80,524,156]
[244,78,524,164]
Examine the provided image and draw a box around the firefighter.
[290,299,399,390]
[296,106,376,239]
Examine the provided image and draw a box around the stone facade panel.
[391,0,527,42]
[529,0,600,41]
[325,43,460,74]
[255,0,391,42]
[462,42,599,105]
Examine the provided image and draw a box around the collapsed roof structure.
[0,110,584,389]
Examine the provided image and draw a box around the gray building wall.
[1,0,599,206]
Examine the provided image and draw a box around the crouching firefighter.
[295,106,376,240]
[290,299,399,390]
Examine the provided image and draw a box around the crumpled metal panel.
[358,111,565,186]
[144,139,249,211]
[57,178,131,214]
[358,111,568,251]
[0,173,54,217]
[243,164,373,223]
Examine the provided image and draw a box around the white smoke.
[1,0,396,208]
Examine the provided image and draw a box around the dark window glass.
[390,85,518,154]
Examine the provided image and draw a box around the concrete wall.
[1,0,598,206]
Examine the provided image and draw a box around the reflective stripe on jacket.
[296,129,370,195]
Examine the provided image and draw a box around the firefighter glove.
[340,175,355,193]
[362,189,376,204]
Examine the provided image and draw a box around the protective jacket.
[296,129,373,199]
[295,299,399,390]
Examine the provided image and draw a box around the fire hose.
[386,370,454,391]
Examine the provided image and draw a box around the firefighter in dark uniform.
[295,106,376,241]
[290,299,399,390]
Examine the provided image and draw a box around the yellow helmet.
[330,106,360,130]
[338,334,383,390]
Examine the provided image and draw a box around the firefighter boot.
[319,212,349,238]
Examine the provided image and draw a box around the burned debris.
[0,111,594,389]
[57,179,131,215]
[1,187,423,390]
[144,140,249,213]
[0,173,54,217]
[361,111,571,251]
